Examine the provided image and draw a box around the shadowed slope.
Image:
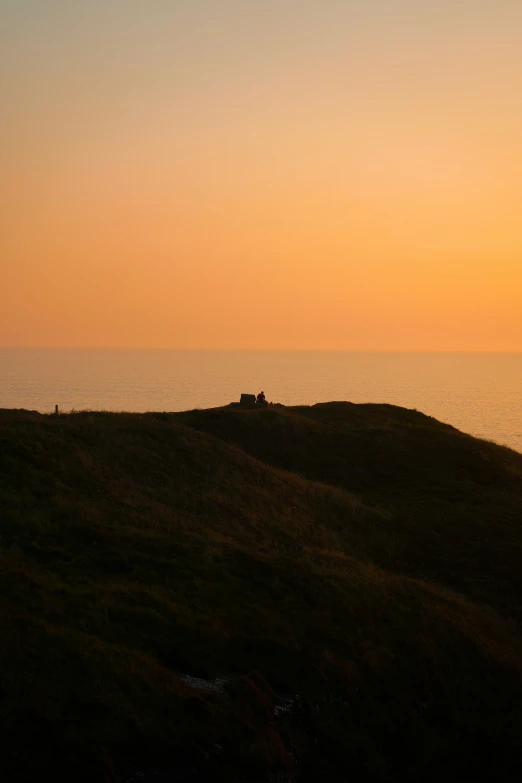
[1,407,522,782]
[177,403,522,619]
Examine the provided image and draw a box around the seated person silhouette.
[256,391,267,406]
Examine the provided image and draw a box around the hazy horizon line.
[2,346,522,355]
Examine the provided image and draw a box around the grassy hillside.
[1,404,522,782]
[178,403,522,618]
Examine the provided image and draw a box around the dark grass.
[1,404,522,782]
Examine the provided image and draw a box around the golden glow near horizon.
[1,0,522,349]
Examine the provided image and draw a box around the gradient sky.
[1,0,521,349]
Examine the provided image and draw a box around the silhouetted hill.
[178,403,522,619]
[1,404,522,782]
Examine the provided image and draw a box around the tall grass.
[1,405,522,782]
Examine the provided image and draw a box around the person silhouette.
[256,391,267,405]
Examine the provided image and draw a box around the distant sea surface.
[1,348,521,453]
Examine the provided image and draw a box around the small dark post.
[55,405,59,415]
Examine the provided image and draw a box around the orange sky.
[1,0,521,349]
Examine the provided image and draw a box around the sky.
[1,0,521,350]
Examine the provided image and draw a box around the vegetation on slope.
[1,405,522,782]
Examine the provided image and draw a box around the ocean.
[1,348,521,453]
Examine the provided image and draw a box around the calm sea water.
[1,348,521,453]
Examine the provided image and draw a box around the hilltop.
[1,403,522,782]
